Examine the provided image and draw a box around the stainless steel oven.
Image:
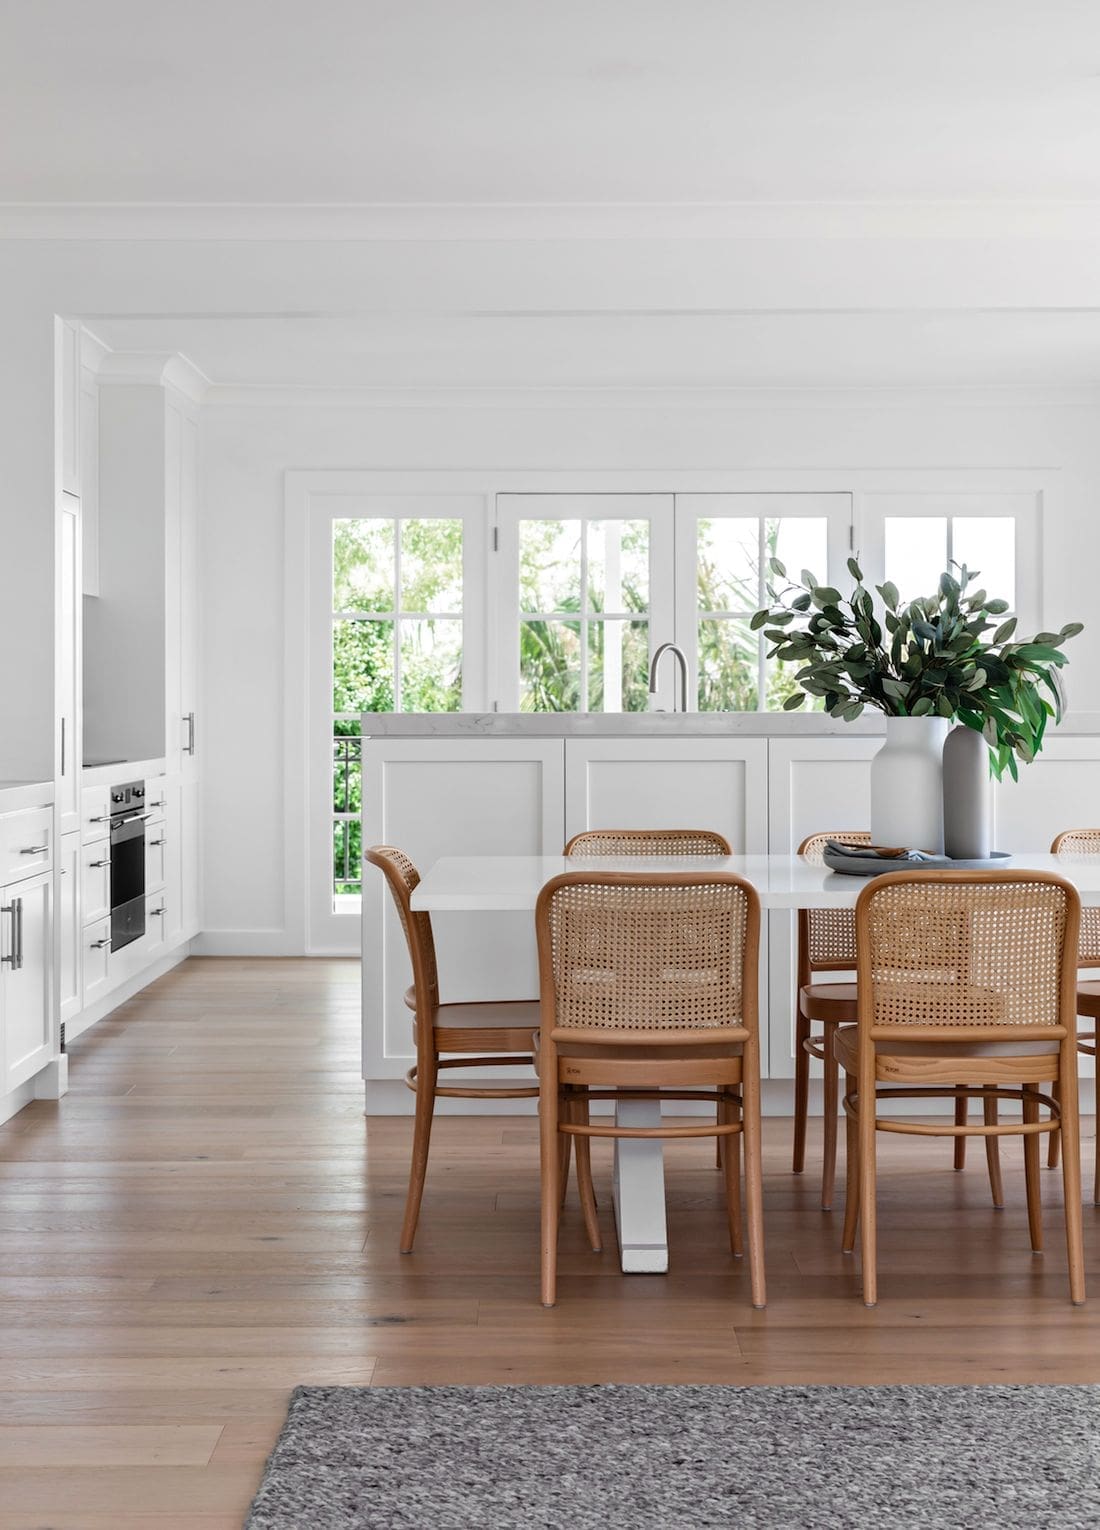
[109,780,147,951]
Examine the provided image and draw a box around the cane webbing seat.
[837,869,1085,1307]
[564,828,732,857]
[535,871,766,1310]
[365,845,539,1254]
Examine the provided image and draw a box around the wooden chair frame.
[365,845,541,1254]
[838,868,1085,1307]
[564,828,733,857]
[1048,830,1100,1200]
[535,869,766,1310]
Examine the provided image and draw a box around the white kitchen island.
[361,712,1100,1109]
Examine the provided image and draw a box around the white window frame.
[857,490,1042,631]
[301,488,488,952]
[494,493,676,711]
[673,493,853,711]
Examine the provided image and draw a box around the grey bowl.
[822,847,1013,878]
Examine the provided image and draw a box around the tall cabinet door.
[1,870,52,1094]
[58,832,81,1026]
[179,414,200,783]
[57,496,80,837]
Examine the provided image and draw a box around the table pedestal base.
[611,1098,668,1273]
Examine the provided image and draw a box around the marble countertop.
[362,710,1100,739]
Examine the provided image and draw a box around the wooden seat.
[1050,831,1100,1199]
[365,845,540,1254]
[793,832,869,1209]
[564,828,732,856]
[534,869,766,1309]
[837,869,1085,1307]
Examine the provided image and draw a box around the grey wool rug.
[243,1383,1100,1530]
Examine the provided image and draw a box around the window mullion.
[392,518,402,712]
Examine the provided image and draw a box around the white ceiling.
[3,0,1100,205]
[85,310,1100,391]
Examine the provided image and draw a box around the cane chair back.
[538,872,757,1039]
[363,845,440,1017]
[856,871,1077,1037]
[564,828,732,857]
[798,831,872,972]
[1052,830,1100,965]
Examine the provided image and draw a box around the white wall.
[197,392,1100,952]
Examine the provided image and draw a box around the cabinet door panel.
[1,872,52,1092]
[57,497,80,836]
[82,919,113,1007]
[81,841,111,926]
[59,833,81,1025]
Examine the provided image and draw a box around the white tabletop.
[410,852,1100,911]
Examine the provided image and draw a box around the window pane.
[333,519,395,612]
[769,517,828,591]
[399,619,462,712]
[519,619,581,711]
[520,520,582,612]
[588,619,650,714]
[587,520,649,613]
[697,617,758,711]
[333,818,362,897]
[400,518,463,613]
[332,728,362,813]
[952,517,1015,608]
[697,519,759,611]
[333,619,395,712]
[884,517,947,601]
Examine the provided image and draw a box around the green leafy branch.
[752,557,1083,780]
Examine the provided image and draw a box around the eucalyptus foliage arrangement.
[752,558,1083,780]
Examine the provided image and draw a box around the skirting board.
[362,1078,1098,1118]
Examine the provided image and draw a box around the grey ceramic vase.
[942,724,991,860]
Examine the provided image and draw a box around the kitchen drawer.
[145,783,168,827]
[82,918,113,1007]
[81,785,112,844]
[146,821,167,891]
[0,807,52,884]
[81,839,111,925]
[145,891,168,956]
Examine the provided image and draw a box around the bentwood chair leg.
[1094,1120,1100,1209]
[983,1087,1005,1210]
[821,1029,839,1212]
[793,1011,811,1174]
[1048,1077,1062,1169]
[1056,1057,1086,1305]
[742,1068,767,1310]
[1022,1085,1043,1252]
[953,1092,968,1170]
[540,1079,562,1308]
[858,1074,878,1307]
[400,1054,438,1254]
[574,1094,602,1253]
[559,1091,573,1209]
[841,1071,860,1254]
[721,1090,744,1259]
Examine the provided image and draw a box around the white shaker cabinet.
[58,831,81,1027]
[1,869,52,1095]
[57,494,81,836]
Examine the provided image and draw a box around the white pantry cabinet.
[58,831,81,1026]
[1,868,52,1095]
[57,494,81,836]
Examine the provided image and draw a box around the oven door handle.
[113,812,150,827]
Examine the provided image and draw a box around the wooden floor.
[0,956,1098,1527]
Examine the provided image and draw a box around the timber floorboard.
[0,955,1097,1527]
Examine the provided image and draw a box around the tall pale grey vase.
[870,716,949,853]
[942,724,991,860]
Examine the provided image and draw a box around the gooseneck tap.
[648,642,690,712]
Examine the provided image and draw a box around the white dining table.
[410,852,1100,1273]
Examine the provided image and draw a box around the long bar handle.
[184,712,196,756]
[1,898,23,970]
[60,716,66,777]
[20,845,48,855]
[89,936,111,950]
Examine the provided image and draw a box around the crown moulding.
[92,349,210,405]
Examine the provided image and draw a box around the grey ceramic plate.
[822,847,1013,878]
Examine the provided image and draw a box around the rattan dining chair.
[535,870,766,1309]
[365,845,542,1254]
[564,828,733,856]
[1049,830,1100,1198]
[836,869,1085,1307]
[565,827,734,1175]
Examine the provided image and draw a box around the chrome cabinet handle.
[20,845,48,855]
[149,837,166,848]
[2,898,23,970]
[90,937,110,950]
[184,712,196,755]
[88,815,111,824]
[88,858,109,868]
[60,716,66,777]
[152,906,166,918]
